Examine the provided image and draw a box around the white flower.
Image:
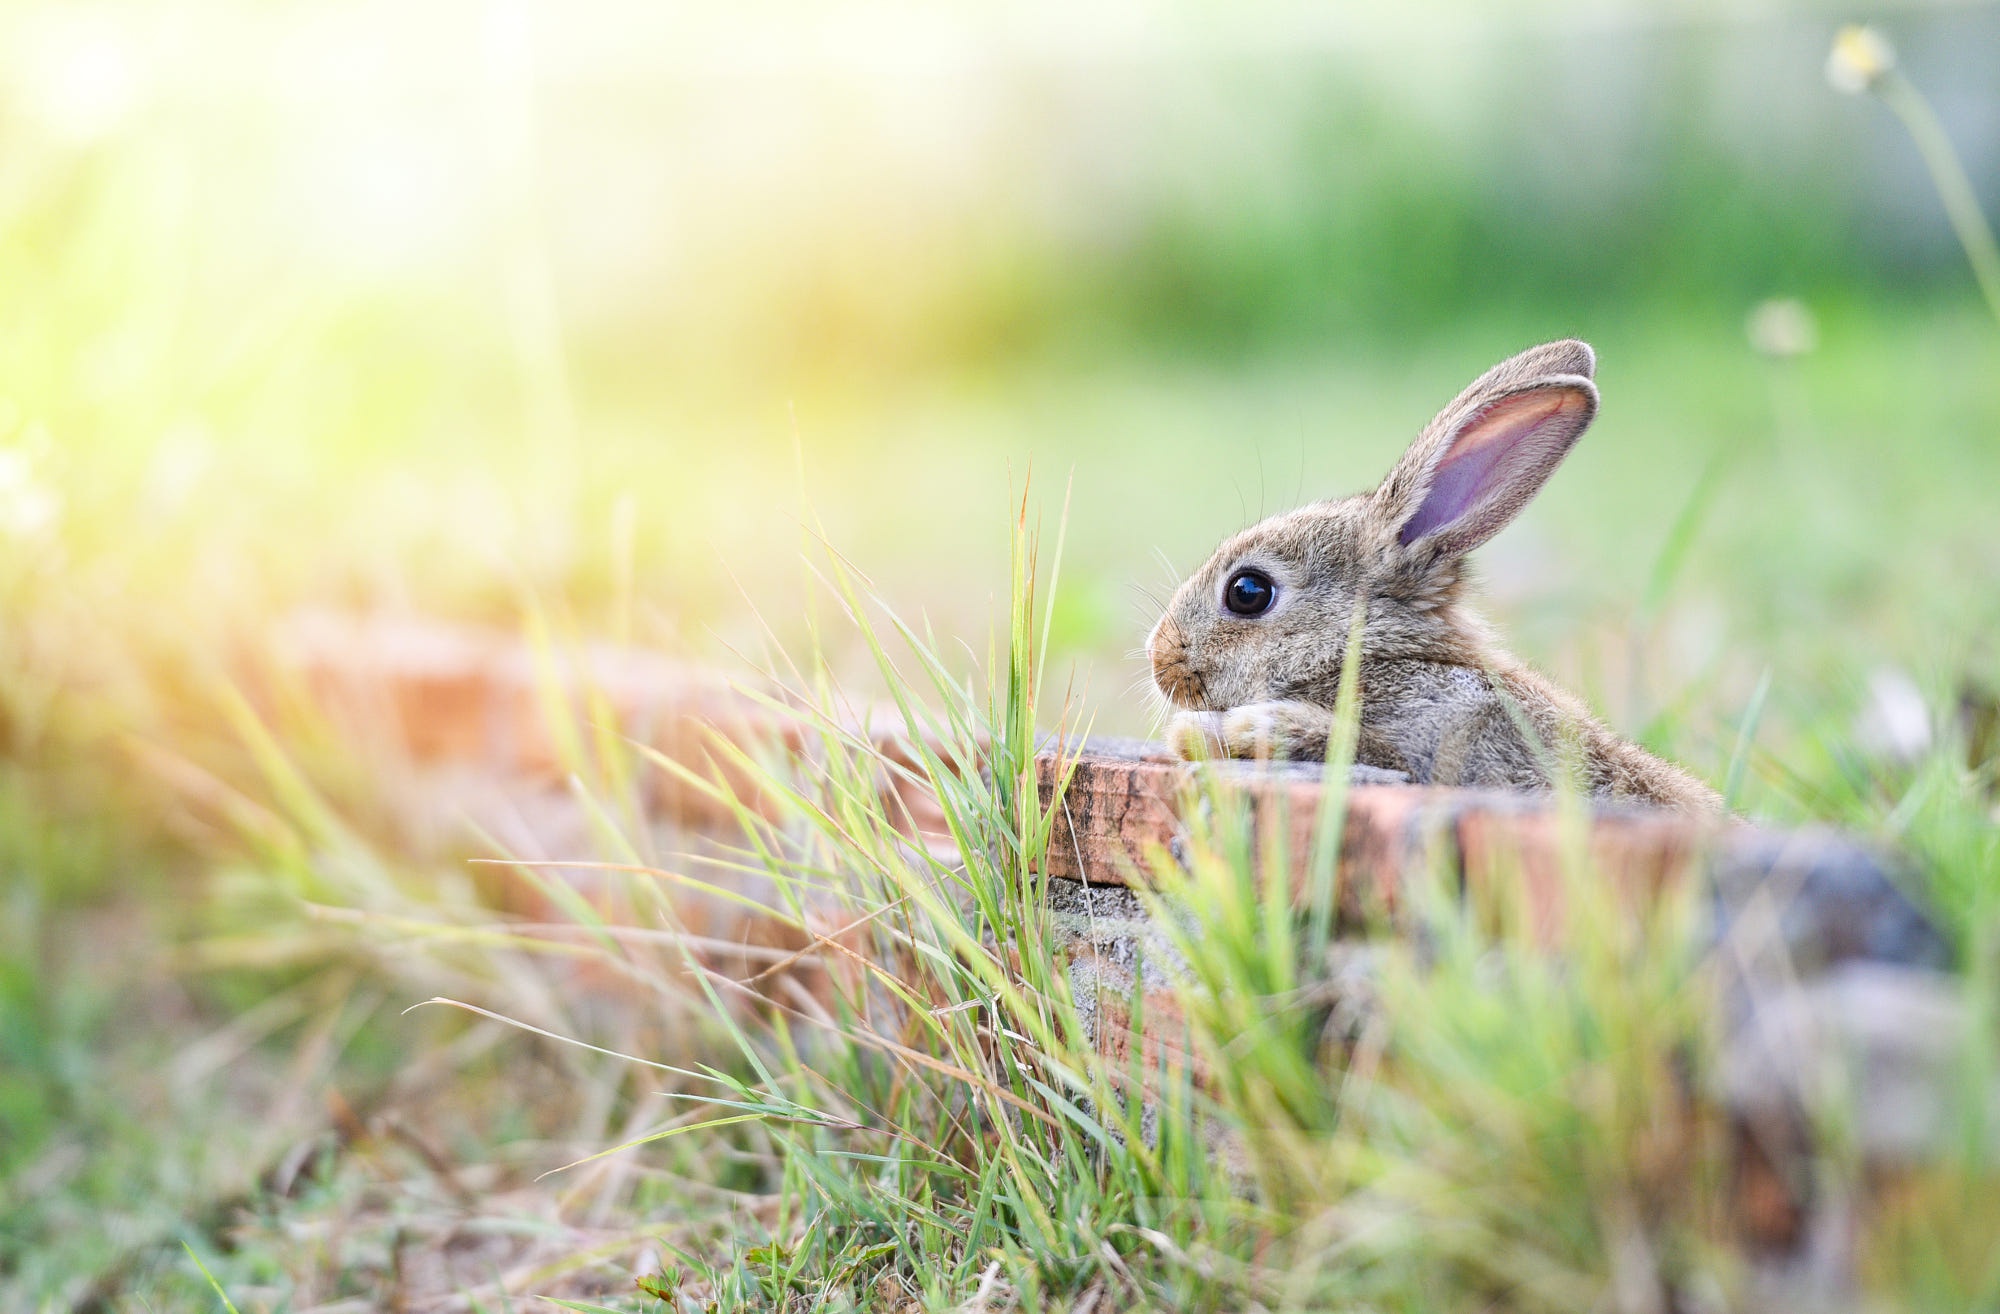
[1745,298,1817,359]
[1827,25,1896,96]
[1854,667,1932,765]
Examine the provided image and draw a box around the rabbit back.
[1360,658,1719,811]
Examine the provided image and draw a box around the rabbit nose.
[1148,619,1201,705]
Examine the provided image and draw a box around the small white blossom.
[1827,25,1896,96]
[1854,667,1932,765]
[1746,298,1818,359]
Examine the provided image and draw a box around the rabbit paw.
[1167,710,1228,760]
[1169,701,1332,762]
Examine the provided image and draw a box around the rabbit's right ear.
[1373,341,1598,561]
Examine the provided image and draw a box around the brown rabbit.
[1148,339,1720,812]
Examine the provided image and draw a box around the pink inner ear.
[1398,393,1571,546]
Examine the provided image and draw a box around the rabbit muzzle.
[1147,616,1208,708]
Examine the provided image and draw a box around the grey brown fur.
[1148,340,1721,813]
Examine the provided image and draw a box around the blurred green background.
[3,0,1998,1304]
[5,0,1999,747]
[4,0,1998,695]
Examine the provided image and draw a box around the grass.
[4,295,2000,1308]
[5,12,2000,1299]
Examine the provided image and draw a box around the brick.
[1036,735,1947,972]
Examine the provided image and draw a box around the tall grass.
[575,499,1231,1307]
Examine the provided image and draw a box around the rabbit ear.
[1375,341,1598,560]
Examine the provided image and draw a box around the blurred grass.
[2,0,1999,1307]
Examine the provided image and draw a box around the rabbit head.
[1148,339,1598,712]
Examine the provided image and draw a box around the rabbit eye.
[1224,569,1275,617]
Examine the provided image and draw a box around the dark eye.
[1224,569,1275,617]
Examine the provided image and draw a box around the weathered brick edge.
[1034,735,1946,969]
[267,609,961,837]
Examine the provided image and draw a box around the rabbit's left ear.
[1376,374,1597,560]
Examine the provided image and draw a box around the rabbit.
[1147,339,1721,813]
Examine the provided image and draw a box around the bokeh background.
[7,2,1992,688]
[4,0,1999,1304]
[5,0,1998,725]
